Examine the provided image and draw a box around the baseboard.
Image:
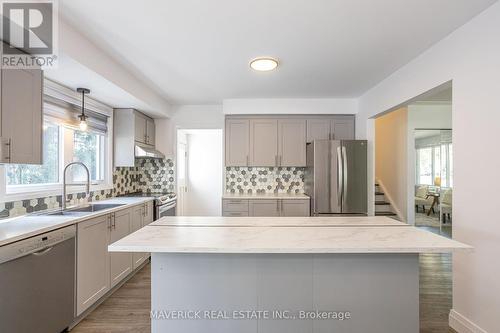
[449,309,488,333]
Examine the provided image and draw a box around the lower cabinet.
[223,198,310,217]
[76,215,111,316]
[109,209,133,288]
[76,201,154,316]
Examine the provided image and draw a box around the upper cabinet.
[134,112,155,146]
[249,119,278,166]
[225,119,250,166]
[0,68,43,164]
[306,115,355,142]
[278,119,306,166]
[225,115,354,167]
[114,108,159,167]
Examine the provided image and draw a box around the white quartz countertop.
[150,216,406,227]
[0,196,155,247]
[109,217,472,254]
[222,193,310,200]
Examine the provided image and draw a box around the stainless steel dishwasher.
[0,225,76,333]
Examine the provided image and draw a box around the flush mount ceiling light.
[250,57,279,71]
[76,87,90,131]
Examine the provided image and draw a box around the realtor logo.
[1,0,58,68]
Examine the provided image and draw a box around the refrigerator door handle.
[337,146,343,208]
[342,146,348,207]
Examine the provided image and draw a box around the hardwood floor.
[72,256,457,333]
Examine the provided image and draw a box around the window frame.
[0,121,113,202]
[415,143,453,188]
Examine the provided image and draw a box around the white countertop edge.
[0,197,155,247]
[108,245,473,254]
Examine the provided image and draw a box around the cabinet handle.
[0,138,11,162]
[112,213,116,229]
[246,155,249,166]
[279,155,282,166]
[275,155,278,166]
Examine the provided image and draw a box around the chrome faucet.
[63,162,91,210]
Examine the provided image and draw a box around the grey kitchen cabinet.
[249,119,278,166]
[134,113,147,144]
[114,109,159,166]
[278,119,306,166]
[146,118,156,146]
[144,201,154,225]
[281,199,310,217]
[225,119,250,166]
[306,118,331,142]
[109,209,132,288]
[76,214,111,316]
[248,199,280,217]
[0,68,43,164]
[331,116,355,140]
[306,116,355,142]
[131,204,147,270]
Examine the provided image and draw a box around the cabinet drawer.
[222,199,249,212]
[222,211,249,217]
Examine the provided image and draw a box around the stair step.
[375,212,397,216]
[375,192,384,195]
[375,201,390,205]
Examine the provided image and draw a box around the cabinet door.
[225,119,250,166]
[77,214,111,316]
[331,116,355,140]
[144,201,154,225]
[249,200,280,216]
[131,205,147,270]
[278,119,306,166]
[281,199,310,217]
[249,119,278,166]
[306,119,331,142]
[1,68,42,164]
[146,119,155,146]
[134,114,147,144]
[109,209,132,288]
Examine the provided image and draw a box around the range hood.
[135,143,165,159]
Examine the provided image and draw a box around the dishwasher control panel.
[0,225,76,264]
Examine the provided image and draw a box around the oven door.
[157,200,177,218]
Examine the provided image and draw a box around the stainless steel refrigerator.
[305,140,367,215]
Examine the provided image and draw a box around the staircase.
[374,183,397,218]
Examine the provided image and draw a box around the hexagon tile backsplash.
[225,167,305,194]
[0,158,175,219]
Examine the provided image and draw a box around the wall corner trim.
[449,309,488,333]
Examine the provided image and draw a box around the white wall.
[185,130,223,216]
[223,98,358,115]
[406,104,452,224]
[375,108,408,221]
[356,2,500,332]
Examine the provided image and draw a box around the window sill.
[2,183,114,202]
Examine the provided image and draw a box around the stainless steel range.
[121,192,176,220]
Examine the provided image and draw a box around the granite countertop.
[150,216,406,227]
[109,216,472,254]
[222,193,310,200]
[0,196,155,247]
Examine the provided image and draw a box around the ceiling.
[59,0,497,105]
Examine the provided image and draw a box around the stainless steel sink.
[45,203,125,216]
[69,203,125,212]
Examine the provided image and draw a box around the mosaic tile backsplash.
[0,158,175,219]
[225,167,305,194]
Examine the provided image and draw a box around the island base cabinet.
[76,215,111,316]
[151,253,419,333]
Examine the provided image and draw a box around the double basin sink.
[43,203,126,217]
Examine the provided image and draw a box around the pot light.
[250,57,278,71]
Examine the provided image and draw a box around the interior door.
[341,140,367,214]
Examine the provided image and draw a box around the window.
[73,130,105,182]
[416,143,453,187]
[6,122,60,186]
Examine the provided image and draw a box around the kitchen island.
[108,216,471,333]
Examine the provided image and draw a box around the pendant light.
[76,87,90,131]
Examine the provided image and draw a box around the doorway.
[176,129,223,216]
